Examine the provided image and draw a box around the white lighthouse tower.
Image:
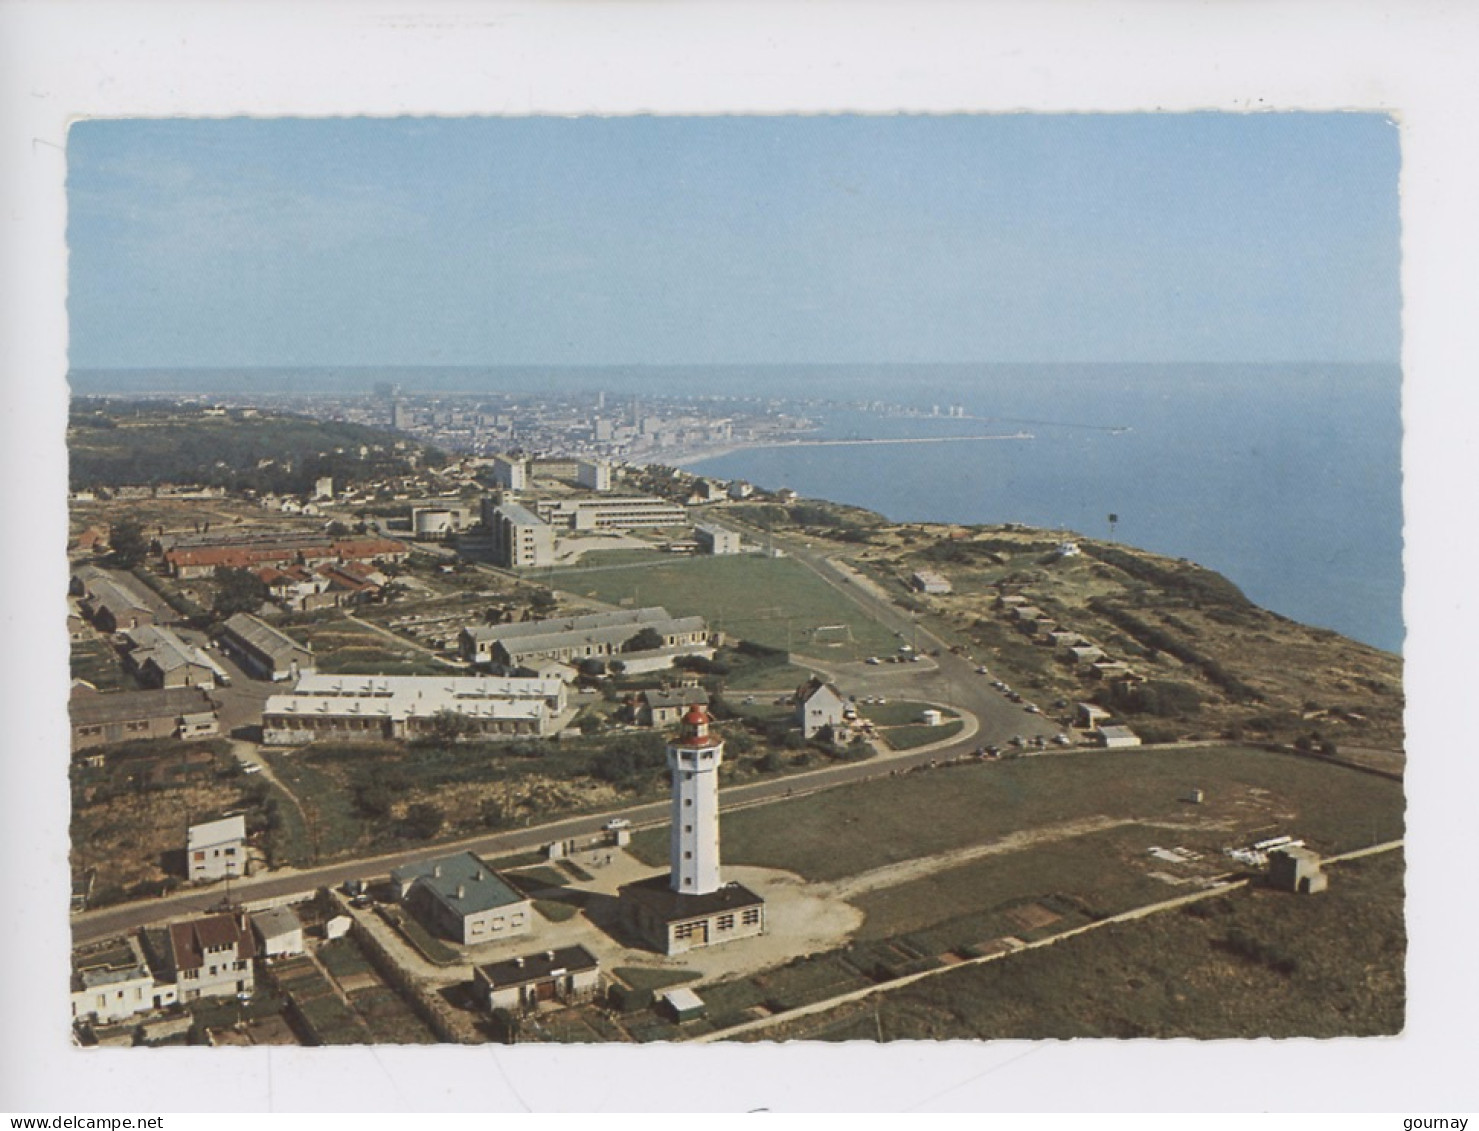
[667,703,724,895]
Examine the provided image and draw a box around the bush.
[608,983,655,1013]
[404,803,445,839]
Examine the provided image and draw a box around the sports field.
[548,554,899,661]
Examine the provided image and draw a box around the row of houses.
[71,905,309,1027]
[995,592,1141,681]
[994,592,1143,747]
[256,558,387,611]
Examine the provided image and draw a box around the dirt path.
[343,611,465,668]
[816,812,1240,903]
[228,739,316,859]
[817,815,1136,902]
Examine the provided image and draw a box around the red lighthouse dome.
[677,703,713,745]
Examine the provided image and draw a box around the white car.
[603,818,632,831]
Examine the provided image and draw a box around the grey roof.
[488,500,544,526]
[498,616,706,660]
[250,905,302,939]
[222,613,312,661]
[82,572,154,617]
[70,686,217,728]
[391,852,525,916]
[126,625,223,677]
[465,607,674,645]
[642,687,709,709]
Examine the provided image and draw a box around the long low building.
[495,617,709,672]
[71,565,157,633]
[461,606,677,666]
[534,495,688,531]
[70,686,220,751]
[164,537,410,580]
[218,613,316,681]
[261,673,568,745]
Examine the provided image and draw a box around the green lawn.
[861,700,957,727]
[546,555,899,661]
[881,721,965,750]
[613,966,702,992]
[631,745,1403,883]
[534,899,580,923]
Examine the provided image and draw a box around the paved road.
[71,718,1043,947]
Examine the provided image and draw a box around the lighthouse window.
[684,851,692,859]
[684,824,693,833]
[684,799,692,808]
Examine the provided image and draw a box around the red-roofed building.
[166,537,409,579]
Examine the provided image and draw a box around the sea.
[71,362,1404,654]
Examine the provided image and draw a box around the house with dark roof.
[620,875,767,956]
[390,852,532,945]
[167,912,257,1001]
[472,945,602,1012]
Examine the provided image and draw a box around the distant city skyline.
[67,114,1400,371]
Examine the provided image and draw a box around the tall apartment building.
[575,459,612,491]
[482,499,555,568]
[489,455,528,490]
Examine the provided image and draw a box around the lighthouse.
[667,703,724,895]
[620,700,766,954]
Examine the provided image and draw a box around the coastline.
[667,430,1034,469]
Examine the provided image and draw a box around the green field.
[880,720,965,750]
[859,700,956,727]
[547,555,899,661]
[850,824,1185,943]
[628,745,1403,882]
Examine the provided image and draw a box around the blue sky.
[66,114,1400,369]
